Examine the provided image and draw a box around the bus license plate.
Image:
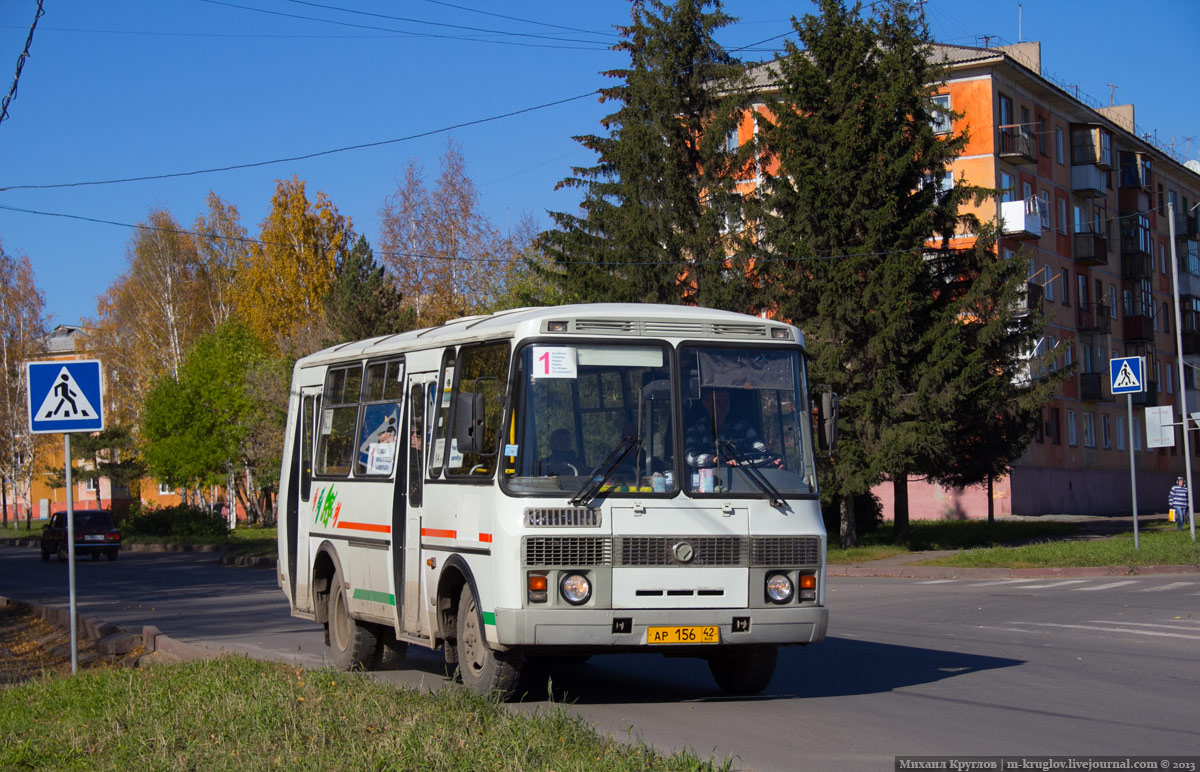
[647,625,719,645]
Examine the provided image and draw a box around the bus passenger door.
[292,386,321,614]
[400,373,436,637]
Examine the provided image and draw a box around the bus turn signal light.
[528,574,548,603]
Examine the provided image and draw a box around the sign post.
[27,360,105,675]
[1110,356,1144,549]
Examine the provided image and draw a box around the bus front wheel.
[707,644,778,695]
[455,585,521,699]
[327,568,378,670]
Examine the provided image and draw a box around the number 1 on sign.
[530,347,577,379]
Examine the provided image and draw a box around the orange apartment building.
[734,41,1200,518]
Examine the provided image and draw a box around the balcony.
[1131,381,1158,407]
[1183,331,1200,356]
[1120,252,1154,280]
[998,128,1037,164]
[1071,164,1108,198]
[1013,281,1044,316]
[1000,198,1043,239]
[1076,303,1112,334]
[1072,230,1108,266]
[1122,314,1155,341]
[1079,372,1107,402]
[1174,206,1199,240]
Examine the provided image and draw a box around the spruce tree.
[325,235,416,343]
[755,0,1009,544]
[540,0,754,310]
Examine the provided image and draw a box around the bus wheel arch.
[311,545,338,626]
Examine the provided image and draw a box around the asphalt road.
[3,546,1199,771]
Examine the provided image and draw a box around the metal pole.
[65,433,77,675]
[1169,205,1198,541]
[1127,393,1139,549]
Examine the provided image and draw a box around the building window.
[1064,342,1073,368]
[1055,126,1065,164]
[157,483,172,495]
[931,94,951,134]
[1048,335,1058,371]
[1039,190,1050,228]
[1057,198,1068,235]
[1083,412,1096,448]
[1061,268,1069,305]
[1162,303,1170,334]
[1102,414,1111,449]
[1038,117,1048,155]
[1160,243,1167,275]
[1049,407,1061,445]
[1109,285,1118,318]
[1133,417,1143,451]
[1043,264,1055,301]
[1166,364,1174,395]
[83,477,97,493]
[1067,410,1077,446]
[1000,172,1016,203]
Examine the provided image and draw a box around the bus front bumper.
[492,606,827,649]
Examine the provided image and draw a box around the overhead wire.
[199,0,610,49]
[0,0,45,128]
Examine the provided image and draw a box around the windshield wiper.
[570,435,642,507]
[718,440,787,509]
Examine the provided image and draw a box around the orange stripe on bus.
[479,533,493,543]
[335,521,390,534]
[421,528,456,539]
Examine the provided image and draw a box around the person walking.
[1168,476,1190,531]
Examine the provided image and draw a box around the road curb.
[1,594,220,664]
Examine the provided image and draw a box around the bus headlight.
[765,573,794,604]
[559,573,591,605]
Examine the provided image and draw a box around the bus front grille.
[524,537,612,567]
[750,536,821,566]
[525,507,602,528]
[615,536,747,567]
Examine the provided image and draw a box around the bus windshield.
[506,341,817,499]
[679,345,816,497]
[508,343,675,494]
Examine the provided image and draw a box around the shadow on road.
[516,635,1022,705]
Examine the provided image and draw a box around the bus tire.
[707,645,778,695]
[327,568,377,670]
[456,585,521,699]
[372,627,408,670]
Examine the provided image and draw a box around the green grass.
[917,528,1200,569]
[0,520,40,543]
[0,520,277,557]
[0,657,730,772]
[827,518,1081,564]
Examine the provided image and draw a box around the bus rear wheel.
[456,585,521,699]
[707,644,778,695]
[327,568,377,670]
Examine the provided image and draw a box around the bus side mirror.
[817,391,838,453]
[454,392,485,454]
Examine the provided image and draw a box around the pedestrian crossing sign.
[1109,356,1144,395]
[27,360,105,434]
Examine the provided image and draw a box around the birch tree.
[0,244,47,526]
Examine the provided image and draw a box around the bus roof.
[297,303,804,367]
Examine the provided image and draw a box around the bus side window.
[408,383,424,505]
[316,365,362,476]
[300,394,315,501]
[447,342,510,477]
[428,349,455,479]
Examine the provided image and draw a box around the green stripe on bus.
[482,611,496,626]
[352,589,396,606]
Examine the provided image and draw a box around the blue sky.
[1,0,1197,328]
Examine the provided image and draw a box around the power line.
[415,0,616,38]
[0,0,45,128]
[199,0,610,50]
[0,91,599,193]
[0,200,956,268]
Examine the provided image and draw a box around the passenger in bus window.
[541,428,581,476]
[685,390,782,471]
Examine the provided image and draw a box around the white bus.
[277,303,833,698]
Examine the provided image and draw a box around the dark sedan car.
[40,510,121,562]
